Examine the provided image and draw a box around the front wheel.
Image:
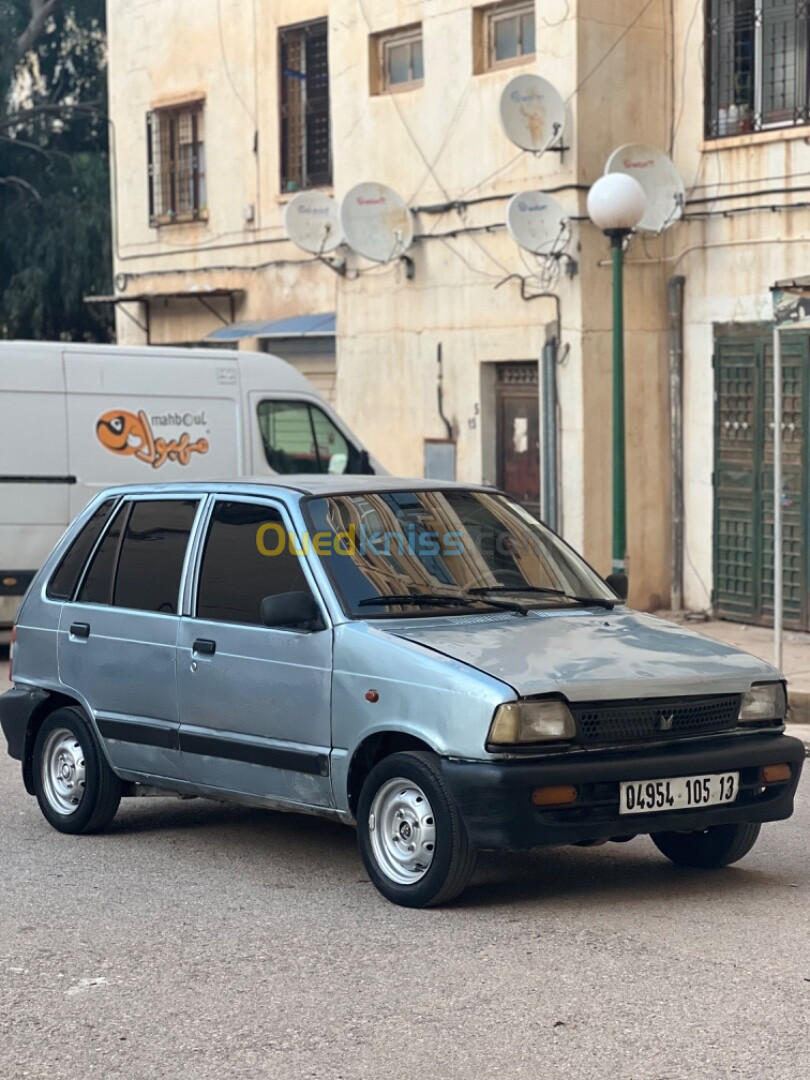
[357,751,477,907]
[32,707,122,834]
[651,822,761,868]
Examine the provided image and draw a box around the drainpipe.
[541,333,559,531]
[668,275,686,611]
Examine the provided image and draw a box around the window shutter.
[146,110,156,224]
[305,21,331,187]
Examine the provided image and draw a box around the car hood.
[385,608,778,700]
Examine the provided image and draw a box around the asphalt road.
[1,681,809,1079]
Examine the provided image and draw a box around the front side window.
[280,19,331,191]
[257,400,357,474]
[48,498,118,601]
[706,1,809,136]
[147,102,207,224]
[196,501,311,625]
[304,489,615,618]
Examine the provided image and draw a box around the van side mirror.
[260,591,323,631]
[605,573,629,601]
[357,449,375,475]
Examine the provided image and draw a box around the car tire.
[357,751,477,908]
[651,822,762,869]
[32,707,122,834]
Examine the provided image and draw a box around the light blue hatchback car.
[1,477,804,906]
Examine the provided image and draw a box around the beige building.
[103,0,810,623]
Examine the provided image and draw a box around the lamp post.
[587,173,647,599]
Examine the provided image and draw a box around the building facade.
[104,0,810,621]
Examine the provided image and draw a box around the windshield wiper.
[467,585,616,610]
[357,592,529,616]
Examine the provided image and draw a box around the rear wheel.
[357,751,476,907]
[651,822,761,868]
[33,707,121,834]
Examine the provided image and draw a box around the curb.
[785,724,810,755]
[787,688,810,726]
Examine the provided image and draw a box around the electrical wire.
[217,0,256,125]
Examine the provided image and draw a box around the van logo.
[95,408,209,469]
[657,711,676,731]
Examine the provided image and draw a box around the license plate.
[619,772,739,815]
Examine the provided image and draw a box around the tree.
[0,0,113,340]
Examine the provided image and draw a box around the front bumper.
[440,733,805,850]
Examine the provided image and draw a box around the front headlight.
[488,699,576,746]
[738,683,787,724]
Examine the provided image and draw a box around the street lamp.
[587,173,647,600]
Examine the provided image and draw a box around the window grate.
[146,103,206,225]
[706,1,810,137]
[280,19,332,191]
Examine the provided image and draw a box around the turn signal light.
[761,763,792,784]
[531,785,578,807]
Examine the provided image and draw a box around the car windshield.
[303,489,616,618]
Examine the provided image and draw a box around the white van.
[0,341,380,633]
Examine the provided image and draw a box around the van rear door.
[64,348,242,513]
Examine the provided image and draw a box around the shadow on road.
[97,794,799,909]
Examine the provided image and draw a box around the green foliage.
[0,0,113,341]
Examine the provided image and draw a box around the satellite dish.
[499,75,566,152]
[605,144,685,233]
[284,191,344,254]
[340,182,414,263]
[506,191,568,254]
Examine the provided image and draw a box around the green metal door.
[714,328,809,629]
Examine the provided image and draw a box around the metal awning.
[205,311,336,343]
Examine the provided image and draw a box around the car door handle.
[192,638,216,656]
[69,622,90,639]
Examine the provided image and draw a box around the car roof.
[94,475,499,499]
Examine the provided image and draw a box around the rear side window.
[76,499,198,612]
[114,500,199,614]
[197,501,310,625]
[47,498,118,601]
[76,503,129,605]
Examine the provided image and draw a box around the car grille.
[570,695,742,745]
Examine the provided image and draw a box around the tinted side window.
[197,501,310,625]
[113,500,198,614]
[48,498,118,601]
[76,503,129,605]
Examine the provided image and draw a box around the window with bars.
[280,19,332,192]
[706,1,810,137]
[371,25,424,92]
[146,102,206,225]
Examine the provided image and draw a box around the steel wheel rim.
[41,728,86,816]
[368,777,437,885]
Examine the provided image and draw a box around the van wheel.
[357,751,477,908]
[651,822,761,868]
[33,708,121,834]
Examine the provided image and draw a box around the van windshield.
[304,489,615,618]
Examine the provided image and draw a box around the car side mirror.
[260,591,324,631]
[605,573,629,601]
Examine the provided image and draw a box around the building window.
[280,19,332,192]
[475,2,535,72]
[706,1,810,137]
[371,25,424,92]
[146,102,206,225]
